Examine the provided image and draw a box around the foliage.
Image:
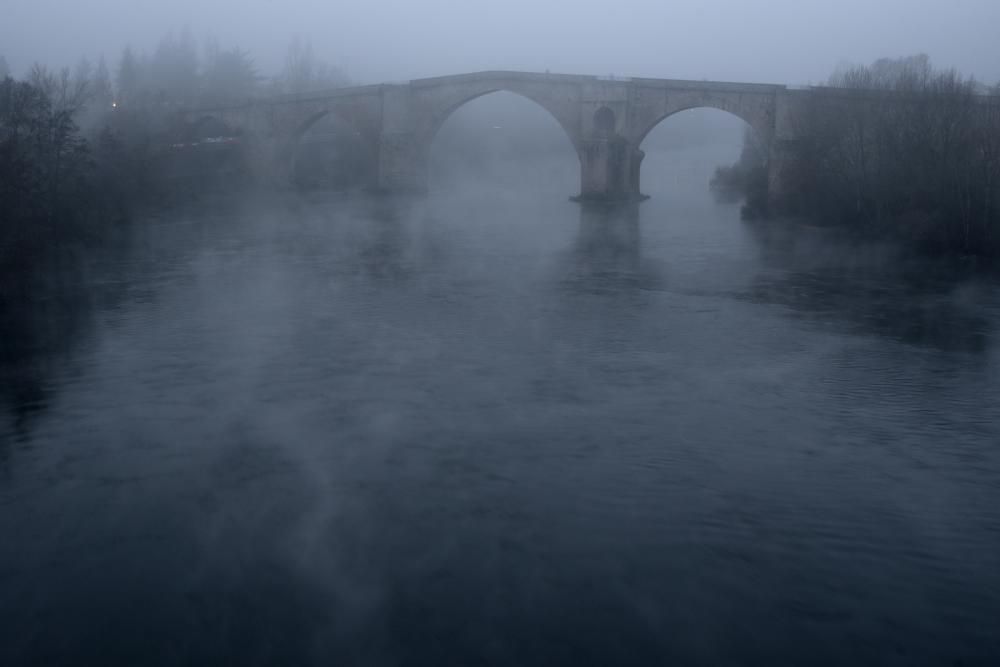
[201,42,258,106]
[0,73,118,298]
[148,28,200,106]
[271,36,350,95]
[1,32,355,397]
[107,34,349,112]
[731,56,1000,257]
[710,127,769,217]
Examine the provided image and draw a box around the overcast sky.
[3,0,999,85]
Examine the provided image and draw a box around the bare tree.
[116,46,145,107]
[275,36,349,95]
[734,55,1000,255]
[91,56,113,110]
[148,27,200,106]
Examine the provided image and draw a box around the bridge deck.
[185,70,1000,114]
[188,70,792,113]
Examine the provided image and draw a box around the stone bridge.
[182,70,812,201]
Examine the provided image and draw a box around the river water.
[2,146,1000,666]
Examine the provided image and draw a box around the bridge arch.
[412,79,584,159]
[626,89,777,162]
[637,106,769,202]
[290,106,381,146]
[632,101,773,149]
[416,85,584,191]
[288,108,380,189]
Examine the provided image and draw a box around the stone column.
[376,131,428,194]
[575,136,645,201]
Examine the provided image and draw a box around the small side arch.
[285,106,381,190]
[635,105,770,201]
[628,88,777,150]
[632,103,773,149]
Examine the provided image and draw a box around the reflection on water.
[0,263,96,443]
[356,198,415,283]
[568,202,642,288]
[1,152,1000,665]
[743,222,998,353]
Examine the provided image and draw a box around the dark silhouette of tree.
[148,27,200,106]
[116,46,144,106]
[201,41,258,105]
[72,57,93,94]
[0,73,125,437]
[275,36,349,95]
[1,74,93,282]
[91,56,113,112]
[710,126,768,216]
[725,55,1000,257]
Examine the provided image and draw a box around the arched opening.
[427,91,579,195]
[638,108,767,210]
[292,111,376,191]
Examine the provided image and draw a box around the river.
[2,145,999,665]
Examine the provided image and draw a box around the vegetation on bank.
[5,46,1000,305]
[1,33,350,286]
[709,127,769,219]
[717,55,1000,258]
[0,70,122,294]
[2,33,354,422]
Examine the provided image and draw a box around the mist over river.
[2,143,1000,666]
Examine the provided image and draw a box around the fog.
[4,2,1000,665]
[4,0,1000,84]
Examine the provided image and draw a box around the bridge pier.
[376,132,429,193]
[575,138,647,202]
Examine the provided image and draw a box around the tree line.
[1,32,351,313]
[717,55,1000,258]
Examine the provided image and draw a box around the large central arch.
[418,89,583,156]
[408,76,586,187]
[426,90,581,193]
